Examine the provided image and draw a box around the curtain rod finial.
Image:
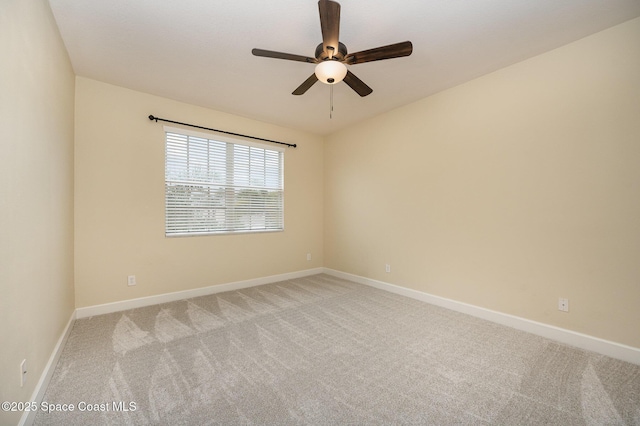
[148,115,157,122]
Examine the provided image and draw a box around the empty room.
[2,0,640,424]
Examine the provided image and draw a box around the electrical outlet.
[307,253,312,261]
[20,359,27,387]
[385,264,391,273]
[558,298,569,312]
[127,275,136,286]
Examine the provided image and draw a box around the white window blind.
[164,127,284,236]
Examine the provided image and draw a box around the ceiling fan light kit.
[315,60,347,84]
[252,0,413,98]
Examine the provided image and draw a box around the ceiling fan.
[252,0,413,97]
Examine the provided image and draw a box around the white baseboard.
[19,310,76,426]
[324,268,640,366]
[76,268,324,319]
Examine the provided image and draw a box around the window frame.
[163,125,285,237]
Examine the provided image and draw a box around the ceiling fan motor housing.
[315,42,348,61]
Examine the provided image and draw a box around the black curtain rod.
[148,115,296,148]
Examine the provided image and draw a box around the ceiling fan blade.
[345,41,413,65]
[318,0,340,58]
[343,70,373,97]
[292,74,319,95]
[252,48,317,64]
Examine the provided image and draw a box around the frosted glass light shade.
[315,60,347,84]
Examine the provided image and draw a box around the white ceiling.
[48,0,640,136]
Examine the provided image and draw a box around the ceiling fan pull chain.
[330,84,334,119]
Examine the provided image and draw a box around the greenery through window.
[164,127,284,236]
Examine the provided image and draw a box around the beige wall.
[324,17,640,348]
[0,0,75,424]
[74,78,324,308]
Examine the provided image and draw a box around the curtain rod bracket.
[148,114,296,148]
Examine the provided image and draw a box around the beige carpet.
[35,274,640,425]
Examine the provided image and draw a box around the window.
[164,126,284,236]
